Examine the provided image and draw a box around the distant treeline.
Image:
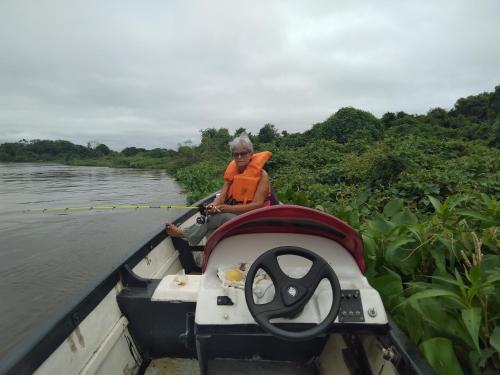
[1,85,499,169]
[0,125,284,171]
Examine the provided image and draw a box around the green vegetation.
[1,86,499,374]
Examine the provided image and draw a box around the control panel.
[338,289,364,322]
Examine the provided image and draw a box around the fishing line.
[24,204,198,213]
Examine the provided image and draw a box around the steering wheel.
[244,246,341,341]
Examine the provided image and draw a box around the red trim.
[202,205,365,273]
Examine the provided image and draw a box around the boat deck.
[145,357,317,375]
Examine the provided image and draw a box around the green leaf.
[419,337,464,375]
[447,194,471,210]
[484,273,500,285]
[384,238,417,272]
[489,326,500,354]
[352,191,368,208]
[428,195,442,213]
[471,347,496,368]
[454,269,467,297]
[480,255,500,275]
[456,209,499,226]
[430,248,447,274]
[429,274,462,288]
[362,234,377,259]
[369,269,403,311]
[394,303,431,344]
[367,216,395,235]
[467,265,481,284]
[383,198,404,218]
[276,190,289,202]
[411,299,474,349]
[462,307,482,353]
[294,190,309,205]
[392,208,418,225]
[347,209,360,227]
[386,238,415,255]
[397,289,467,309]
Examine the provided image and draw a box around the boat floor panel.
[145,358,317,375]
[209,359,317,374]
[145,358,199,375]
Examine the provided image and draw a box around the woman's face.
[232,146,252,169]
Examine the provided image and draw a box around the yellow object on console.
[225,269,244,282]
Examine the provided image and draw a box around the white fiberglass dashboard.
[194,233,388,328]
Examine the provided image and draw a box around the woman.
[166,133,271,245]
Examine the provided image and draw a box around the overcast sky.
[1,1,499,150]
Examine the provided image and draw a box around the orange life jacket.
[224,151,272,204]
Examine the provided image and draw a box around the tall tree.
[487,85,500,122]
[426,107,449,127]
[258,124,279,143]
[311,107,382,143]
[450,92,492,122]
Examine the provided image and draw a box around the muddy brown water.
[0,162,188,362]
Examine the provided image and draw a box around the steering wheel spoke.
[259,252,294,289]
[252,298,293,320]
[298,259,328,290]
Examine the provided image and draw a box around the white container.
[151,274,201,302]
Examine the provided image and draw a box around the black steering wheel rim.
[244,246,341,341]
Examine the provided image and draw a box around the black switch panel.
[217,296,234,305]
[338,289,364,322]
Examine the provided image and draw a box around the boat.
[1,193,436,374]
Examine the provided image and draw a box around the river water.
[0,163,188,361]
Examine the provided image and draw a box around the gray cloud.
[1,0,499,150]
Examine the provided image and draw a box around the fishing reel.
[196,204,208,224]
[196,201,225,224]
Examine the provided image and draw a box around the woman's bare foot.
[165,223,184,238]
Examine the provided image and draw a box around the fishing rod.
[25,203,214,224]
[24,204,199,213]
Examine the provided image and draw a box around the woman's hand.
[206,203,232,215]
[206,204,220,215]
[215,204,231,213]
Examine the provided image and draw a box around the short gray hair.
[228,132,253,152]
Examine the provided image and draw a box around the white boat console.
[195,233,388,330]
